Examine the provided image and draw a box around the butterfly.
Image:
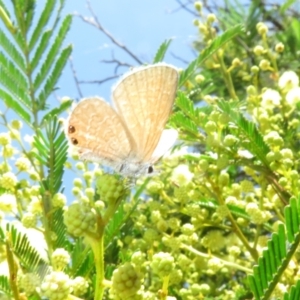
[65,63,179,177]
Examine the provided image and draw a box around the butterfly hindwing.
[66,97,135,163]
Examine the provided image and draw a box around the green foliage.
[170,110,199,137]
[52,208,69,249]
[0,223,47,272]
[0,28,26,71]
[0,275,11,296]
[284,280,300,300]
[153,39,172,63]
[41,99,72,125]
[248,196,300,299]
[179,24,244,87]
[0,0,72,124]
[33,15,72,90]
[37,44,73,108]
[217,100,270,166]
[33,117,68,194]
[29,0,56,50]
[104,204,126,249]
[0,1,71,297]
[0,87,31,124]
[70,239,95,277]
[170,91,212,140]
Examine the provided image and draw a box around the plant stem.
[87,227,105,300]
[227,211,259,261]
[216,51,238,100]
[181,244,253,273]
[161,275,170,300]
[6,232,20,300]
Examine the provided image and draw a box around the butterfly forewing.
[66,97,134,163]
[112,64,178,162]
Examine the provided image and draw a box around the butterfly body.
[66,63,179,177]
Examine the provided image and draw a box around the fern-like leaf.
[0,52,28,92]
[0,29,26,72]
[284,280,300,300]
[278,0,296,13]
[41,99,72,125]
[217,100,270,166]
[12,0,35,36]
[30,29,52,71]
[285,197,300,243]
[0,0,11,19]
[46,121,68,193]
[0,275,11,295]
[29,0,56,50]
[70,239,95,277]
[179,24,244,86]
[52,208,70,249]
[248,196,300,300]
[33,117,68,194]
[0,88,31,125]
[153,39,172,63]
[0,55,31,109]
[0,223,47,272]
[169,111,199,137]
[24,0,35,33]
[175,91,211,121]
[37,44,73,109]
[33,15,72,91]
[105,204,126,249]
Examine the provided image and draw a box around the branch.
[102,53,132,74]
[173,0,198,16]
[74,0,144,65]
[170,52,190,64]
[78,75,120,85]
[69,57,83,98]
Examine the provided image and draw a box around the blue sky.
[58,0,197,102]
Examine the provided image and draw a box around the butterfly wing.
[112,63,178,162]
[66,97,135,166]
[150,129,178,163]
